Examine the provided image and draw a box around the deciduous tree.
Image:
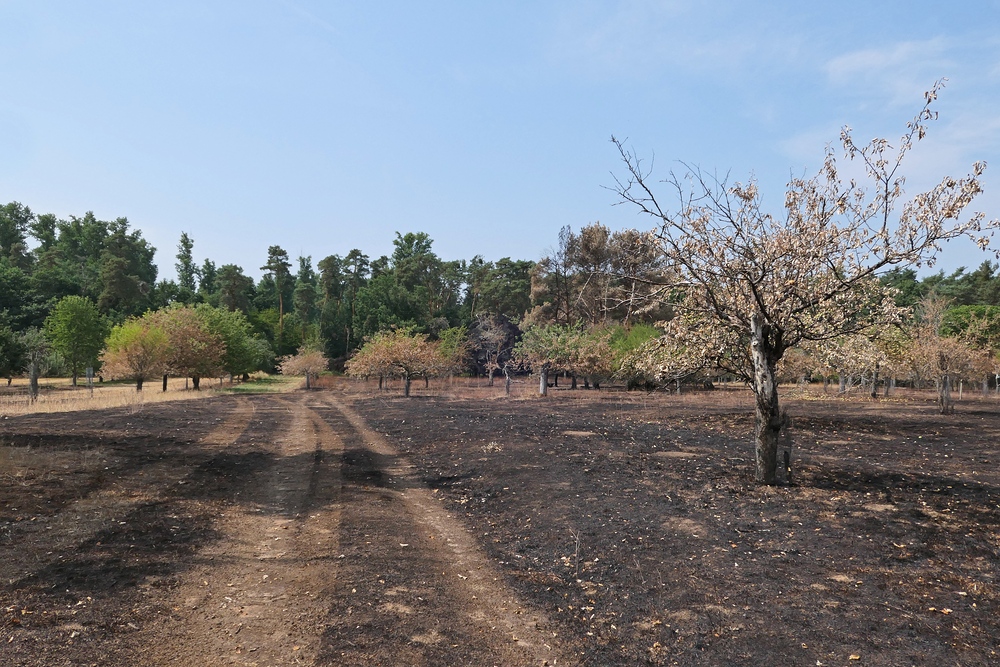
[904,296,996,413]
[20,328,48,401]
[345,329,440,396]
[197,304,271,380]
[100,316,169,391]
[44,296,106,386]
[151,306,224,389]
[610,82,998,483]
[279,346,328,389]
[513,323,578,396]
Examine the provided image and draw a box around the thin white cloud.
[547,0,795,78]
[824,38,954,106]
[276,0,339,36]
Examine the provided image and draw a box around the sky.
[2,1,1000,282]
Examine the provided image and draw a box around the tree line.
[0,205,545,388]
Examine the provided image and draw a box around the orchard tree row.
[346,84,1000,488]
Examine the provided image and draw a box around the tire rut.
[313,394,566,666]
[138,394,344,667]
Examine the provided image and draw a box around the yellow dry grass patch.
[0,375,301,416]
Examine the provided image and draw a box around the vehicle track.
[138,395,344,666]
[312,394,565,666]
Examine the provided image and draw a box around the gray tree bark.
[28,360,39,403]
[938,373,953,414]
[751,313,783,485]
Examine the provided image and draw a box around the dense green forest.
[3,201,1000,385]
[0,201,534,379]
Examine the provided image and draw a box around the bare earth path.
[1,392,564,666]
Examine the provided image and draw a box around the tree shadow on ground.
[11,500,221,598]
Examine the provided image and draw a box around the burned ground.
[0,382,997,665]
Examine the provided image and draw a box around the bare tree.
[611,82,998,484]
[904,295,996,414]
[473,314,514,386]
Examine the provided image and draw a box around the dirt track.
[0,390,562,666]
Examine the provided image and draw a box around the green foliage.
[44,296,106,384]
[609,323,662,364]
[97,218,158,317]
[261,245,293,336]
[100,315,169,389]
[513,322,576,373]
[0,325,26,378]
[942,305,1000,348]
[463,256,533,320]
[176,232,199,294]
[436,326,470,374]
[196,304,273,377]
[0,201,33,268]
[215,264,255,313]
[293,256,318,343]
[883,262,1000,308]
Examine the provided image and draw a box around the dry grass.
[0,375,302,417]
[324,375,1000,414]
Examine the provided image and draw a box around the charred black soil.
[1,382,998,666]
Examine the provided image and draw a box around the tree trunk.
[136,377,144,392]
[29,360,39,402]
[539,365,549,396]
[192,376,201,390]
[870,363,880,399]
[72,372,78,387]
[162,374,168,392]
[487,368,494,387]
[983,378,989,397]
[823,375,829,393]
[278,293,284,344]
[838,372,846,394]
[751,314,783,485]
[571,375,577,389]
[938,373,953,414]
[505,374,511,397]
[242,372,250,382]
[305,372,311,390]
[424,376,429,388]
[404,376,411,397]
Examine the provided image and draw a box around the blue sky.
[2,1,1000,281]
